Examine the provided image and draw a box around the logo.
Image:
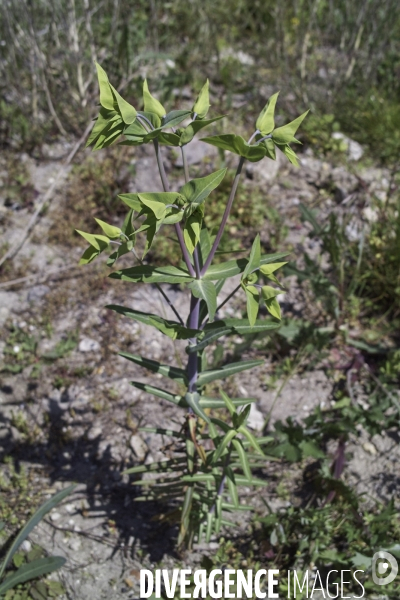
[372,551,398,586]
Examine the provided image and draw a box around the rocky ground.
[0,134,397,599]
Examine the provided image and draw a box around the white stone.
[247,403,265,431]
[332,132,364,161]
[20,540,32,552]
[129,434,148,461]
[79,337,100,353]
[50,512,61,522]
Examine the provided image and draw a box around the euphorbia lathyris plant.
[77,63,308,547]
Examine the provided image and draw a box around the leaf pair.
[241,235,287,324]
[87,63,137,150]
[76,217,134,265]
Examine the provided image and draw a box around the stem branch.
[201,156,245,274]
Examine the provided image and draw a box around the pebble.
[129,434,148,461]
[50,512,61,522]
[79,337,101,353]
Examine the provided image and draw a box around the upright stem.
[201,156,245,275]
[187,294,200,393]
[153,139,195,277]
[181,145,201,279]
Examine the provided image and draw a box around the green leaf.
[109,264,193,284]
[109,84,137,124]
[203,252,289,280]
[86,109,115,147]
[106,305,198,340]
[186,318,280,353]
[94,218,121,239]
[180,115,225,146]
[232,438,252,481]
[236,405,251,428]
[197,359,263,387]
[180,168,227,209]
[158,132,181,146]
[262,138,276,160]
[245,285,260,327]
[188,280,217,321]
[259,262,287,276]
[272,110,309,144]
[206,512,214,543]
[278,144,300,166]
[130,382,182,406]
[184,392,210,423]
[75,230,109,251]
[299,440,325,459]
[192,79,210,119]
[226,467,239,508]
[118,352,187,384]
[198,397,257,409]
[143,79,166,118]
[237,425,265,456]
[256,91,279,135]
[243,234,261,278]
[0,557,66,595]
[261,286,282,320]
[201,134,266,162]
[79,245,100,265]
[118,193,144,212]
[138,194,167,220]
[0,484,76,581]
[220,390,236,416]
[162,110,191,128]
[183,211,202,254]
[95,63,114,110]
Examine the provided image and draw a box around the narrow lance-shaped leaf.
[0,484,76,580]
[106,305,198,340]
[232,438,252,481]
[256,91,280,135]
[119,352,187,385]
[192,79,210,119]
[184,392,210,423]
[197,359,263,387]
[0,557,66,595]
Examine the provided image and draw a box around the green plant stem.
[201,156,245,275]
[181,145,190,183]
[181,145,201,279]
[153,139,195,277]
[125,242,184,324]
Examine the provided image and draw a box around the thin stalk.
[187,294,200,393]
[201,156,245,275]
[201,283,241,329]
[181,145,201,279]
[153,139,195,277]
[181,145,190,183]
